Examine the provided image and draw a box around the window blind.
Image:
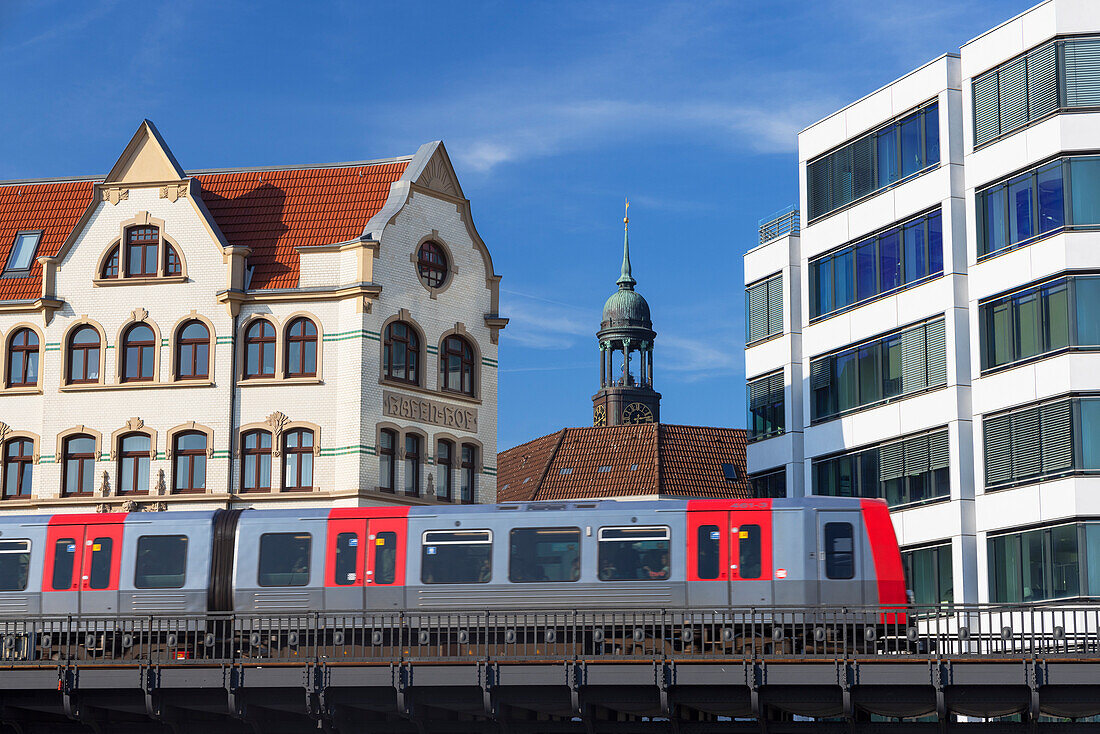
[1028,42,1059,118]
[998,57,1029,133]
[925,318,947,387]
[1040,400,1073,474]
[984,414,1013,486]
[1064,38,1100,108]
[767,275,783,336]
[973,72,1001,146]
[900,323,929,393]
[1011,407,1042,480]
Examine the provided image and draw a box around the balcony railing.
[758,205,799,244]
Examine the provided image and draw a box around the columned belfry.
[592,202,661,426]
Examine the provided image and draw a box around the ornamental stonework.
[383,390,478,432]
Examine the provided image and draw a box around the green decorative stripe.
[323,329,381,343]
[482,466,497,476]
[38,454,55,464]
[99,453,110,461]
[319,444,376,457]
[155,452,165,460]
[160,339,169,347]
[45,343,61,352]
[211,450,231,459]
[426,346,439,355]
[105,344,114,350]
[216,336,234,344]
[481,358,498,368]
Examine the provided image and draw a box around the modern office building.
[0,120,505,513]
[745,0,1100,606]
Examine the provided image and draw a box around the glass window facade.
[746,273,783,344]
[807,102,939,221]
[976,156,1100,258]
[747,370,784,442]
[814,429,950,509]
[973,37,1100,148]
[975,275,1100,371]
[749,468,786,499]
[811,317,947,423]
[902,543,953,607]
[987,522,1100,603]
[810,210,942,320]
[981,396,1100,490]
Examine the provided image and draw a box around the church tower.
[592,203,661,426]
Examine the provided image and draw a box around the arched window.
[404,434,420,496]
[286,318,318,378]
[244,320,276,379]
[379,429,396,492]
[3,438,33,498]
[383,322,420,384]
[102,246,119,278]
[121,324,156,382]
[176,321,210,380]
[165,244,182,277]
[437,439,454,501]
[460,444,477,503]
[416,241,449,288]
[241,430,272,493]
[62,434,96,496]
[173,432,207,493]
[118,433,150,495]
[7,328,39,388]
[440,336,475,396]
[283,428,314,492]
[67,326,101,384]
[125,226,159,277]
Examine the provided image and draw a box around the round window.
[416,242,448,289]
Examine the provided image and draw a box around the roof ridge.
[532,428,568,501]
[0,154,416,188]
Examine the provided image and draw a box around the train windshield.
[508,527,580,583]
[597,526,670,581]
[0,540,29,591]
[421,530,492,584]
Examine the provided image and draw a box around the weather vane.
[624,197,630,231]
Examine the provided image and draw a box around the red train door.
[324,517,367,610]
[365,517,405,609]
[686,510,729,607]
[42,518,124,614]
[730,508,773,605]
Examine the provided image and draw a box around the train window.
[258,533,312,587]
[374,532,397,585]
[508,527,580,583]
[696,525,720,580]
[89,537,113,590]
[135,535,188,589]
[421,530,492,584]
[0,540,30,591]
[52,538,76,590]
[824,522,855,580]
[597,526,670,581]
[334,532,358,586]
[738,525,762,579]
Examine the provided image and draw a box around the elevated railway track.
[0,605,1097,733]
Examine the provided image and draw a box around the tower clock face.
[622,402,654,424]
[593,404,607,427]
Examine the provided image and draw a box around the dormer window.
[4,232,41,276]
[125,226,158,277]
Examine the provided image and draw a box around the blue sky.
[0,0,1036,449]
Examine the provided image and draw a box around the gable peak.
[104,120,187,186]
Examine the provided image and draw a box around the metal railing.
[758,205,799,244]
[0,604,1097,665]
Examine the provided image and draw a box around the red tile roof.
[0,180,95,300]
[0,159,410,300]
[497,424,750,502]
[196,161,408,290]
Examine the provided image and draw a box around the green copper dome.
[600,220,652,330]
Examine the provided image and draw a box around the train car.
[0,497,906,619]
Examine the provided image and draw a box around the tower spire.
[617,197,636,290]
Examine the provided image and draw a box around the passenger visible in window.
[599,558,617,581]
[477,558,492,583]
[643,553,670,580]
